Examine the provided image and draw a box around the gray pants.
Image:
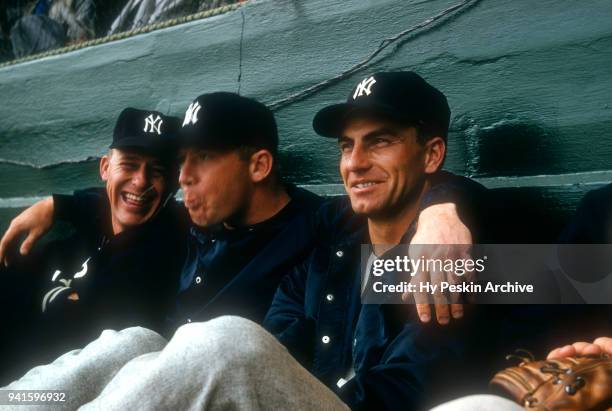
[2,316,349,411]
[2,316,522,411]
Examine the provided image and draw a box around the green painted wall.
[1,0,611,237]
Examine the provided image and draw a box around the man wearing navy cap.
[170,92,324,326]
[1,89,481,408]
[102,107,181,232]
[0,107,185,382]
[262,71,491,410]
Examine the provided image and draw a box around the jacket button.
[336,250,344,258]
[322,335,330,344]
[326,294,334,302]
[195,276,202,284]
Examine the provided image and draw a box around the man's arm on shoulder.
[419,172,490,243]
[0,197,55,266]
[409,172,490,324]
[0,187,106,266]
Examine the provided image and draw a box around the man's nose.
[178,161,193,187]
[345,144,371,172]
[132,166,149,188]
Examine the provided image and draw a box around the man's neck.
[224,185,291,229]
[111,221,122,236]
[368,181,429,256]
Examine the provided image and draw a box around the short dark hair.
[414,121,447,145]
[413,121,447,169]
[236,145,281,184]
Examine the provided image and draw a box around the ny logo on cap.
[353,76,377,100]
[144,114,163,134]
[183,101,202,127]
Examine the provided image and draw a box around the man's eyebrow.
[339,128,398,143]
[178,148,206,158]
[150,161,166,168]
[119,154,141,161]
[184,148,208,155]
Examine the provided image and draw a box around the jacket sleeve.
[263,257,316,367]
[420,171,492,243]
[52,187,108,237]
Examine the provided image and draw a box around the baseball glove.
[489,349,612,410]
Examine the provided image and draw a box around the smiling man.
[0,108,185,382]
[103,110,177,230]
[337,117,432,217]
[102,149,167,231]
[261,71,490,410]
[37,108,184,323]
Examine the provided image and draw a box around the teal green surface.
[1,0,611,229]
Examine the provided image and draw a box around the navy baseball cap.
[179,92,278,155]
[313,71,450,139]
[110,108,180,160]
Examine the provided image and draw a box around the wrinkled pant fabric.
[2,316,521,411]
[2,316,349,411]
[2,326,166,410]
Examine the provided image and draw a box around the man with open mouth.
[0,107,184,382]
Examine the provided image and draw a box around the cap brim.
[109,136,174,159]
[312,102,416,138]
[177,127,236,151]
[176,128,202,148]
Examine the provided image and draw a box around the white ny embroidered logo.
[144,114,163,134]
[183,102,202,127]
[353,76,377,100]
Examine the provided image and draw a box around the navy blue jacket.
[264,174,611,410]
[50,185,325,337]
[168,185,324,331]
[46,188,188,334]
[264,173,495,410]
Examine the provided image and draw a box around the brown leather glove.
[489,350,612,410]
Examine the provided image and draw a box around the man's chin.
[350,201,382,217]
[118,209,156,225]
[121,216,151,227]
[188,212,211,228]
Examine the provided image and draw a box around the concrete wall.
[1,0,611,237]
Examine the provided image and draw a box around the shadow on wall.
[460,120,557,178]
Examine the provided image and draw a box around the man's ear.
[423,136,446,174]
[248,149,274,183]
[100,155,110,181]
